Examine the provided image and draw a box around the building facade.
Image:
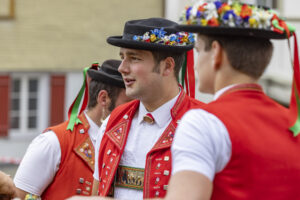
[0,0,163,140]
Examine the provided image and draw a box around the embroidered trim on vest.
[106,120,130,149]
[115,165,144,190]
[171,89,185,118]
[74,137,95,171]
[152,122,176,150]
[79,113,90,130]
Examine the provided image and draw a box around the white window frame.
[9,73,49,139]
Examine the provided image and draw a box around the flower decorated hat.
[177,0,294,39]
[107,17,197,98]
[178,0,300,137]
[107,18,195,52]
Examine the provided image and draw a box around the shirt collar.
[213,84,238,100]
[84,112,99,145]
[138,92,180,128]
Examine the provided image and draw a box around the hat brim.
[87,69,125,88]
[107,36,194,53]
[177,25,288,39]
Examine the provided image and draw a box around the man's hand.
[0,171,16,199]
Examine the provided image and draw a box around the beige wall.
[0,0,164,72]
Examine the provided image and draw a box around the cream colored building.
[0,0,163,140]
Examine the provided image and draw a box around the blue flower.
[196,11,202,18]
[186,6,192,20]
[223,10,237,21]
[133,35,139,41]
[188,34,195,43]
[169,34,177,42]
[214,1,222,9]
[151,28,166,38]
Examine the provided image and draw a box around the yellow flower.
[150,34,157,42]
[201,19,208,26]
[249,18,258,28]
[182,36,188,43]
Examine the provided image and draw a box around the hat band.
[132,28,194,46]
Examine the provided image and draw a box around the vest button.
[156,163,161,169]
[79,178,84,184]
[155,177,160,184]
[164,156,170,161]
[163,185,168,190]
[163,170,170,176]
[76,188,81,194]
[155,191,159,197]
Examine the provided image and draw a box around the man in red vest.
[92,18,204,199]
[165,1,300,200]
[12,60,131,200]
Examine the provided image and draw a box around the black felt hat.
[87,59,124,88]
[177,1,295,39]
[107,18,195,52]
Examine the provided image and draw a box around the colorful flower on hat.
[222,10,237,27]
[133,28,194,46]
[204,2,218,22]
[179,0,295,37]
[240,4,252,20]
[151,28,167,38]
[208,17,219,26]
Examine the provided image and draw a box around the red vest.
[41,113,95,200]
[97,90,203,198]
[202,84,300,200]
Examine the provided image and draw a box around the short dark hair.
[87,79,122,111]
[199,34,273,79]
[151,50,186,81]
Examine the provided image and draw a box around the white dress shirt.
[14,113,99,196]
[94,93,180,200]
[171,86,234,181]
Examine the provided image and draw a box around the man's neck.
[214,66,258,94]
[86,108,102,127]
[142,85,180,112]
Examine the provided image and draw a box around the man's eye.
[131,57,140,61]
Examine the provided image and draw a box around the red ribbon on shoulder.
[289,33,300,136]
[181,49,195,98]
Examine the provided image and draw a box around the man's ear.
[162,57,175,77]
[211,40,222,70]
[97,90,110,107]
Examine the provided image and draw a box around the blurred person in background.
[13,60,132,200]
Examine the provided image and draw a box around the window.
[10,79,20,129]
[9,74,49,137]
[256,0,277,9]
